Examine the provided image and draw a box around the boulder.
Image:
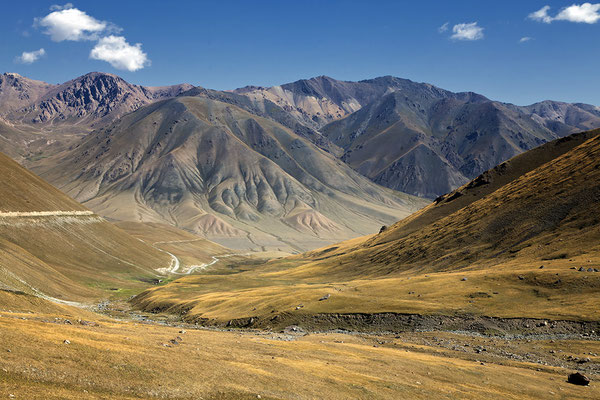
[568,372,590,386]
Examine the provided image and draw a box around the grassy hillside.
[0,152,171,303]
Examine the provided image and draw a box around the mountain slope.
[305,128,600,276]
[132,129,600,324]
[0,151,172,303]
[321,86,600,198]
[35,95,426,252]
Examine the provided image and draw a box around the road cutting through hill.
[0,211,94,217]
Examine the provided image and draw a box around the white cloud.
[16,48,46,64]
[438,22,449,33]
[90,36,150,71]
[35,7,112,41]
[49,3,74,11]
[519,36,533,43]
[529,5,554,23]
[529,3,600,24]
[33,5,149,72]
[556,3,600,23]
[450,22,484,41]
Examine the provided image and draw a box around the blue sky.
[1,1,599,106]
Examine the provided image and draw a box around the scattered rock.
[284,325,306,335]
[319,294,330,301]
[461,277,468,281]
[579,267,585,272]
[6,349,10,353]
[179,330,186,334]
[63,340,70,345]
[518,275,525,280]
[379,225,388,234]
[567,372,590,386]
[588,268,594,272]
[594,269,599,272]
[78,320,98,327]
[539,265,544,269]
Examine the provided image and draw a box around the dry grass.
[0,152,85,212]
[133,253,600,323]
[0,298,597,399]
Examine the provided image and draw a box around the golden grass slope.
[0,152,85,212]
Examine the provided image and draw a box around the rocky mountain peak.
[0,72,192,130]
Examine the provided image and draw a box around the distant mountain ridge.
[235,75,421,129]
[0,71,193,131]
[236,75,600,198]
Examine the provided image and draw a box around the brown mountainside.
[304,128,600,277]
[34,95,426,252]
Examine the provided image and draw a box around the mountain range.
[1,71,600,250]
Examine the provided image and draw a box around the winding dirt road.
[149,239,250,275]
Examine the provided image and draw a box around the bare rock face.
[0,72,55,115]
[235,75,415,129]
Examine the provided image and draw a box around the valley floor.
[0,302,598,400]
[1,223,599,399]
